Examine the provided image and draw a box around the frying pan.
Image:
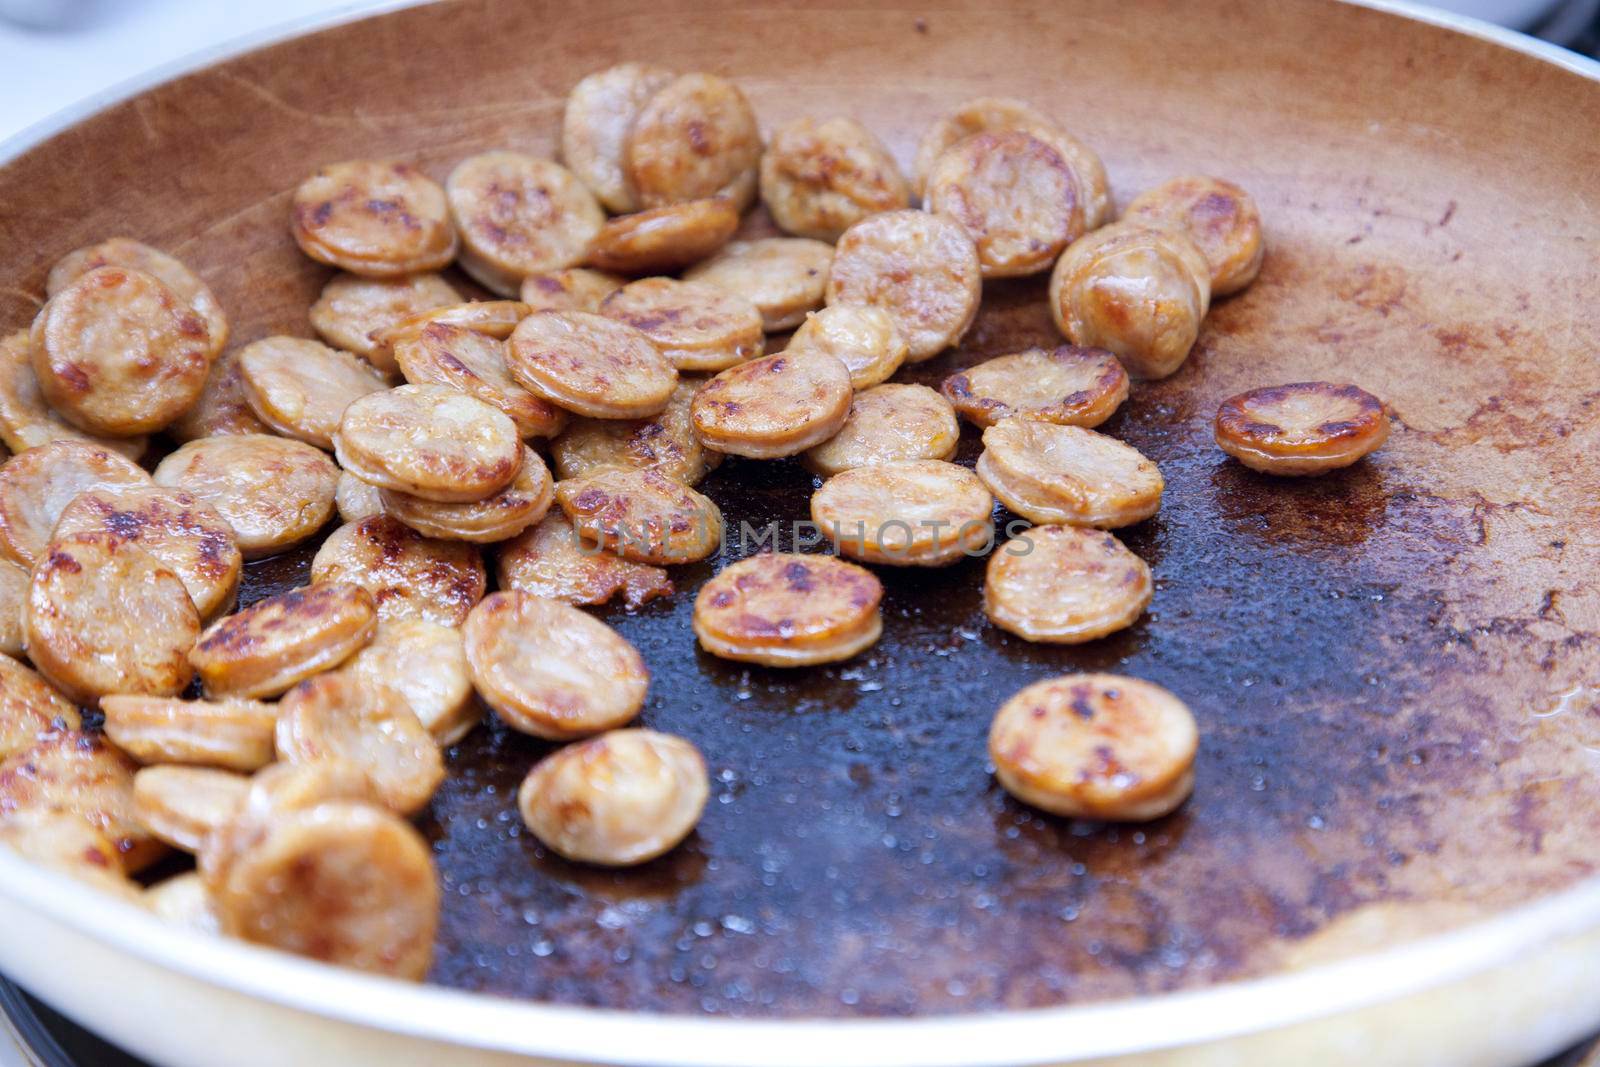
[1,0,1599,1063]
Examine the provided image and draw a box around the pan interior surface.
[2,0,1599,1020]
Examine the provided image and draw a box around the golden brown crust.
[584,198,741,274]
[308,272,461,373]
[394,322,567,439]
[984,525,1152,643]
[188,582,376,699]
[25,532,199,702]
[506,310,677,419]
[309,515,486,626]
[47,237,228,358]
[518,729,707,866]
[1123,176,1264,296]
[684,238,834,332]
[1213,381,1390,475]
[0,730,164,872]
[976,418,1163,528]
[802,383,959,477]
[0,811,141,899]
[598,277,763,373]
[132,766,250,854]
[446,152,604,296]
[692,553,883,666]
[290,160,456,276]
[554,467,723,565]
[550,377,720,486]
[343,619,478,747]
[758,117,910,242]
[275,672,444,817]
[30,266,211,435]
[810,459,995,567]
[925,130,1083,278]
[0,438,150,567]
[690,351,854,459]
[519,268,626,314]
[0,330,148,459]
[989,673,1198,821]
[52,485,242,620]
[1048,221,1211,380]
[334,384,522,503]
[942,345,1129,429]
[561,62,678,213]
[495,511,674,610]
[0,656,81,761]
[825,210,981,362]
[783,305,907,390]
[379,446,553,543]
[102,696,276,772]
[463,591,649,739]
[624,73,760,209]
[153,434,338,559]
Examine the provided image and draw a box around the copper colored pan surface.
[3,0,1600,1025]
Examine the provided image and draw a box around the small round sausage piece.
[215,801,439,980]
[1123,176,1264,296]
[691,352,853,459]
[0,330,148,459]
[684,238,834,332]
[29,266,211,436]
[464,591,648,739]
[379,446,553,543]
[985,525,1152,643]
[977,419,1163,529]
[335,471,385,523]
[758,117,911,242]
[276,672,444,817]
[48,237,228,358]
[238,337,387,451]
[693,553,883,666]
[102,696,277,772]
[53,485,243,620]
[344,620,478,747]
[335,384,522,503]
[308,272,462,373]
[561,62,677,213]
[290,160,457,277]
[132,765,250,853]
[372,300,531,358]
[989,673,1198,821]
[551,377,720,486]
[0,811,142,900]
[926,131,1083,279]
[912,96,1112,227]
[26,533,199,702]
[585,198,741,274]
[518,729,707,866]
[802,383,959,477]
[625,73,761,208]
[310,516,486,626]
[507,311,677,419]
[496,511,674,610]
[153,435,339,559]
[165,347,267,443]
[189,582,376,699]
[394,323,567,439]
[0,439,150,567]
[0,730,163,872]
[826,210,982,363]
[1214,382,1390,476]
[942,345,1129,429]
[145,872,222,934]
[555,468,723,565]
[1049,222,1211,380]
[811,460,995,567]
[446,152,605,296]
[599,277,764,373]
[520,268,626,314]
[0,655,81,760]
[783,305,908,390]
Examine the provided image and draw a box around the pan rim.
[1,0,1598,1063]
